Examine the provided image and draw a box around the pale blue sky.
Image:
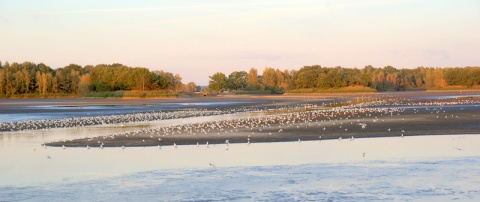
[1,0,479,85]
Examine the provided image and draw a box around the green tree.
[226,71,247,90]
[208,72,227,92]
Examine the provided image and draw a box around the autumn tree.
[78,73,91,95]
[262,67,277,88]
[184,82,197,93]
[246,68,260,90]
[174,73,183,92]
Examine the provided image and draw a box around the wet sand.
[42,90,480,147]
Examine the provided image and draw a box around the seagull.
[209,163,216,168]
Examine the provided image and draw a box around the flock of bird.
[37,96,480,148]
[0,109,230,132]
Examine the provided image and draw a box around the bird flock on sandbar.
[38,96,480,148]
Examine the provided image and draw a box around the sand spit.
[45,95,480,147]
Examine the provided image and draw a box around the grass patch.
[123,90,178,98]
[85,91,124,98]
[0,93,80,99]
[85,90,178,98]
[234,90,274,95]
[286,86,377,94]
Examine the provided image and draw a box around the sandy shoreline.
[46,97,480,147]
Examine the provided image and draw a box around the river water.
[1,96,480,201]
[2,126,479,201]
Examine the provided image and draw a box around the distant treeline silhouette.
[1,60,479,97]
[0,61,197,98]
[208,65,480,93]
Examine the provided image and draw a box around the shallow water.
[0,100,259,123]
[1,119,479,187]
[1,130,479,201]
[3,156,479,201]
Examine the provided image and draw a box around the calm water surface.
[0,101,260,123]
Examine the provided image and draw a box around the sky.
[0,0,479,85]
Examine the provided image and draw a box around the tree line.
[2,60,479,97]
[0,61,197,97]
[208,65,480,93]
